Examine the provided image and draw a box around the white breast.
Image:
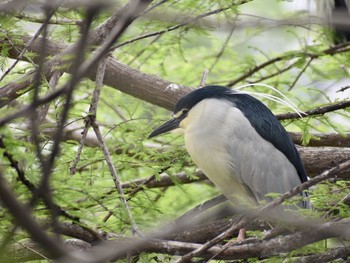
[180,98,301,206]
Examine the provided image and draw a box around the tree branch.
[295,246,350,263]
[0,8,190,111]
[117,146,350,192]
[277,99,350,120]
[227,42,350,87]
[0,137,80,221]
[54,218,350,262]
[5,219,350,263]
[290,132,350,147]
[0,173,66,259]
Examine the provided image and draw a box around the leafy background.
[0,0,350,262]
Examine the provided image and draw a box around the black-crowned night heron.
[149,85,309,209]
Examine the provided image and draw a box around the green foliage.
[0,0,350,262]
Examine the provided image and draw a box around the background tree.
[0,0,350,262]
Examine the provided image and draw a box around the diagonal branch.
[0,172,66,259]
[227,42,350,87]
[0,0,181,110]
[0,137,79,221]
[69,56,108,175]
[175,157,350,262]
[277,99,350,120]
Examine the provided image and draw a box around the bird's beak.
[148,118,180,138]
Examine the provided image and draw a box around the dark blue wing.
[227,92,308,184]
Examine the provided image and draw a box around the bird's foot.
[237,228,246,242]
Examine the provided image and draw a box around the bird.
[149,85,309,210]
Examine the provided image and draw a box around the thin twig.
[288,57,314,91]
[37,70,62,123]
[277,99,350,120]
[199,69,209,88]
[14,13,82,25]
[102,165,172,223]
[0,137,80,221]
[29,10,97,229]
[250,61,297,83]
[83,53,142,236]
[208,18,236,72]
[336,85,350,93]
[175,217,247,263]
[111,5,233,50]
[0,137,36,191]
[69,54,106,175]
[27,6,66,241]
[0,5,59,82]
[90,119,143,236]
[0,173,66,259]
[227,42,350,87]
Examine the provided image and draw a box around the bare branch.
[0,0,184,111]
[121,170,207,189]
[199,69,209,88]
[90,119,142,236]
[69,56,107,175]
[288,57,314,91]
[5,218,350,262]
[57,218,350,262]
[277,99,350,120]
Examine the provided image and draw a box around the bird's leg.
[237,227,246,242]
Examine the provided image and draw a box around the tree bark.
[0,34,189,110]
[291,132,350,148]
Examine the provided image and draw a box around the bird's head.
[148,86,232,138]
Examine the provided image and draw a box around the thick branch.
[0,34,188,111]
[5,220,350,263]
[55,218,350,262]
[298,146,350,177]
[290,132,350,147]
[3,34,350,116]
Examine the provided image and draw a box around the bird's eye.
[182,109,188,115]
[173,109,189,118]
